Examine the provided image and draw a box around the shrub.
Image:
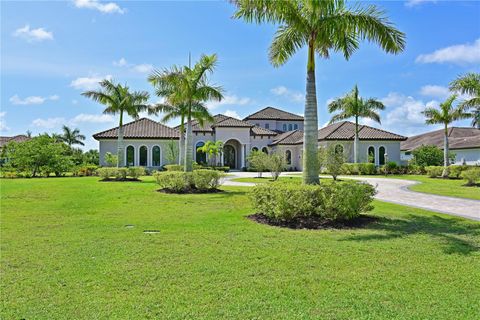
[250,181,376,221]
[127,167,145,179]
[319,145,346,180]
[97,167,116,179]
[212,166,230,172]
[382,161,398,175]
[449,165,470,179]
[267,153,286,181]
[192,169,225,191]
[407,164,425,175]
[154,171,191,192]
[461,168,480,186]
[78,165,98,176]
[115,168,128,180]
[358,163,376,175]
[104,152,118,167]
[425,166,443,178]
[164,164,183,171]
[247,150,270,178]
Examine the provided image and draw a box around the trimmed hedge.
[425,166,444,178]
[250,181,376,221]
[97,167,145,180]
[154,169,225,193]
[461,168,480,186]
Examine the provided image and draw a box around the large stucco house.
[93,106,407,170]
[401,127,480,165]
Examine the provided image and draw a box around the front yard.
[1,177,479,319]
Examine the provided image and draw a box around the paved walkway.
[224,172,480,221]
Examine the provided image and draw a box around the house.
[401,127,480,165]
[93,106,407,170]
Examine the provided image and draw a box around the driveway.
[224,172,480,221]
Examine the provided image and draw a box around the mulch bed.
[247,213,380,230]
[99,178,142,182]
[157,188,224,194]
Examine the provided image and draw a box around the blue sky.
[1,0,479,150]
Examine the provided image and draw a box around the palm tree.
[148,54,223,172]
[234,0,405,184]
[423,95,471,177]
[449,72,480,128]
[328,85,385,163]
[82,79,150,167]
[60,125,86,147]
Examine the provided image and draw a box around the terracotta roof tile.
[401,127,480,151]
[251,126,278,136]
[244,107,304,121]
[93,118,179,139]
[270,130,303,145]
[318,121,406,141]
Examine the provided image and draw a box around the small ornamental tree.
[322,144,346,181]
[268,152,286,181]
[104,152,118,167]
[247,150,270,178]
[165,139,179,165]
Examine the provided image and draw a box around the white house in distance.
[401,127,480,165]
[93,106,407,170]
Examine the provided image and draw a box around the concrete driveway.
[224,172,480,221]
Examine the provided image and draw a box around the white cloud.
[32,117,65,129]
[416,39,480,65]
[223,110,241,119]
[74,0,125,14]
[71,113,114,124]
[271,86,303,103]
[419,85,450,99]
[405,0,437,7]
[13,25,53,42]
[207,94,251,110]
[113,58,153,73]
[9,94,59,105]
[70,75,112,90]
[113,57,128,67]
[0,112,9,131]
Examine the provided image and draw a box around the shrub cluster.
[72,165,98,177]
[163,163,230,172]
[341,163,377,175]
[250,181,376,221]
[425,166,444,178]
[154,169,225,193]
[97,167,145,180]
[247,151,286,180]
[461,168,480,186]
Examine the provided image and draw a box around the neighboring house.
[401,127,480,165]
[0,135,30,151]
[93,106,406,170]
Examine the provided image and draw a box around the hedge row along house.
[93,107,407,170]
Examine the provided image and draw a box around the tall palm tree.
[328,85,384,163]
[82,79,150,167]
[60,125,86,147]
[234,0,405,184]
[148,54,223,172]
[423,95,471,177]
[449,72,480,128]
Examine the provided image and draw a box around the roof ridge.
[355,121,406,139]
[324,121,348,139]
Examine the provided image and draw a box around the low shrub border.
[153,169,226,193]
[249,181,377,227]
[97,167,145,181]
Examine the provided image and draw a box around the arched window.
[252,147,258,152]
[126,146,135,167]
[152,146,161,167]
[368,146,375,164]
[285,150,292,165]
[283,124,287,131]
[261,147,268,154]
[379,146,386,165]
[139,146,148,166]
[293,124,298,130]
[288,124,293,131]
[335,144,344,154]
[265,123,270,129]
[195,141,206,164]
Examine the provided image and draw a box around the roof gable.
[93,118,179,140]
[401,127,480,151]
[244,107,304,121]
[319,121,406,141]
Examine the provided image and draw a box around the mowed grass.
[1,177,479,319]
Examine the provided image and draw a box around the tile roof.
[401,127,480,151]
[0,135,30,148]
[244,107,304,121]
[176,114,253,132]
[270,130,303,145]
[318,121,407,141]
[93,118,179,139]
[251,126,278,136]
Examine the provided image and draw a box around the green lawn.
[233,174,480,200]
[1,177,479,319]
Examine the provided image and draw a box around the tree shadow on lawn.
[342,214,480,255]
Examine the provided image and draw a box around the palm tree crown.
[449,72,480,128]
[82,79,151,167]
[234,0,405,184]
[328,85,385,163]
[148,54,224,172]
[60,125,86,147]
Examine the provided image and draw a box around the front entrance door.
[224,145,236,169]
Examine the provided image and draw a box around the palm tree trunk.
[302,41,319,184]
[179,117,185,165]
[184,109,193,172]
[442,124,449,177]
[117,111,124,168]
[354,116,359,163]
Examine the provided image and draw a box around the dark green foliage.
[341,163,377,175]
[461,168,480,186]
[250,181,376,221]
[411,145,455,166]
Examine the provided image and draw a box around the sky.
[1,0,479,150]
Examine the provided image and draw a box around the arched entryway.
[223,139,242,170]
